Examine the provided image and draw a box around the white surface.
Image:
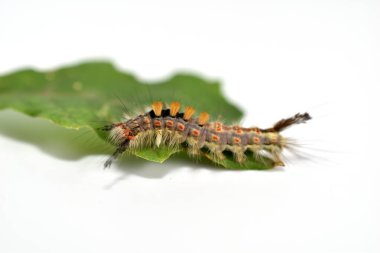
[0,0,379,253]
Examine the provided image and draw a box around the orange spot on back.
[233,137,241,144]
[211,134,219,142]
[124,128,134,140]
[143,117,150,124]
[191,129,200,137]
[177,123,185,131]
[166,120,174,127]
[153,120,162,127]
[253,137,260,144]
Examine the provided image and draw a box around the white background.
[0,0,379,252]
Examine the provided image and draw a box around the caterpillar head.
[109,123,135,145]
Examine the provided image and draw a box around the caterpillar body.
[102,101,311,168]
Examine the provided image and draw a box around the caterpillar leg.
[231,146,247,164]
[104,140,129,168]
[186,137,202,157]
[263,145,285,167]
[272,150,285,167]
[204,143,226,162]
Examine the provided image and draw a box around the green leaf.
[0,61,274,169]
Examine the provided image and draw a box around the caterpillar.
[101,101,311,168]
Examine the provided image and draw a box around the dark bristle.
[303,112,312,121]
[264,112,312,132]
[148,110,157,118]
[161,109,170,117]
[98,124,114,131]
[149,108,178,118]
[176,112,184,119]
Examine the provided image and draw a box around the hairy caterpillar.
[101,101,311,168]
